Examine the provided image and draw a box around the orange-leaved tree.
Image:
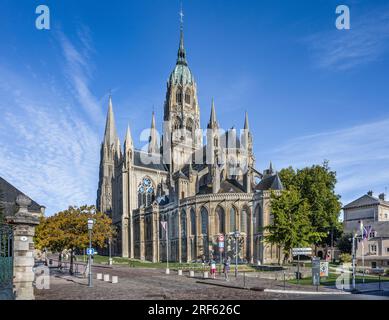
[35,205,114,274]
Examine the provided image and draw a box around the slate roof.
[0,176,44,217]
[133,150,168,172]
[218,179,245,193]
[343,194,389,210]
[255,173,284,191]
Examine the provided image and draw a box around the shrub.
[339,253,352,263]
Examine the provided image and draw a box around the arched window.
[181,210,187,238]
[137,177,154,208]
[256,205,263,231]
[176,89,182,104]
[216,206,225,234]
[201,207,208,235]
[230,207,237,232]
[190,208,196,235]
[185,89,191,104]
[186,118,194,137]
[241,208,248,234]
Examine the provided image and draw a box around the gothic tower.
[163,12,202,172]
[97,96,119,215]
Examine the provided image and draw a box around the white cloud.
[262,118,389,205]
[306,7,389,70]
[0,30,103,215]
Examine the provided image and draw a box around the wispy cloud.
[306,6,389,70]
[262,118,389,204]
[0,29,102,215]
[57,29,104,124]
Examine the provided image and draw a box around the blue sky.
[1,0,389,215]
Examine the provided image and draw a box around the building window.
[241,209,247,234]
[370,245,377,253]
[216,206,225,234]
[137,177,154,208]
[230,207,237,232]
[176,90,182,104]
[201,207,208,235]
[185,91,191,104]
[181,210,187,238]
[190,208,196,236]
[386,248,389,253]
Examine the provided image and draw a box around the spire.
[177,4,187,66]
[103,95,118,146]
[207,98,218,129]
[244,111,250,131]
[269,161,274,174]
[148,112,159,154]
[124,124,133,151]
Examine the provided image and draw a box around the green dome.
[169,64,194,85]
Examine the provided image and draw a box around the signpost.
[312,257,321,289]
[320,261,329,278]
[292,247,312,284]
[218,235,224,271]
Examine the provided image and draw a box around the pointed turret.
[103,95,118,147]
[207,99,218,129]
[244,111,250,131]
[124,124,133,151]
[148,112,159,154]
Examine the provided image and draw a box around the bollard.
[283,272,286,290]
[189,270,195,278]
[111,276,118,284]
[97,273,103,280]
[166,268,170,275]
[203,271,208,279]
[178,270,183,276]
[103,274,110,282]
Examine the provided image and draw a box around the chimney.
[367,190,373,196]
[379,193,385,201]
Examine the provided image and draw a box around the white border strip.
[264,289,351,295]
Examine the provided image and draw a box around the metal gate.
[0,223,13,294]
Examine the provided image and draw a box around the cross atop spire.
[179,2,184,30]
[177,3,187,66]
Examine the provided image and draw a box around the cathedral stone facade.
[97,22,284,264]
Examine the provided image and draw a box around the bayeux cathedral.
[97,14,284,265]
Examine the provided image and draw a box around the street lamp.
[234,230,240,278]
[108,237,112,266]
[87,218,94,288]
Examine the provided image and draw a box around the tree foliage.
[263,189,325,264]
[278,161,342,245]
[34,205,114,273]
[337,233,352,254]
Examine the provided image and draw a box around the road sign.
[87,248,95,255]
[292,247,312,256]
[320,261,329,277]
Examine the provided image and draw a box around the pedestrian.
[209,258,217,279]
[201,255,206,271]
[223,257,231,281]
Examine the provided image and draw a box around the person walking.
[223,257,231,281]
[209,258,217,279]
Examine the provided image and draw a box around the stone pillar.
[139,214,145,261]
[6,195,40,300]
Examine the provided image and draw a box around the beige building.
[97,18,284,264]
[343,192,389,269]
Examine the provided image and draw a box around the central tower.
[163,8,202,172]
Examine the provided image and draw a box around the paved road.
[34,264,388,300]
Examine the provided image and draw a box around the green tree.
[337,233,352,254]
[34,205,114,274]
[264,189,325,265]
[278,161,342,248]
